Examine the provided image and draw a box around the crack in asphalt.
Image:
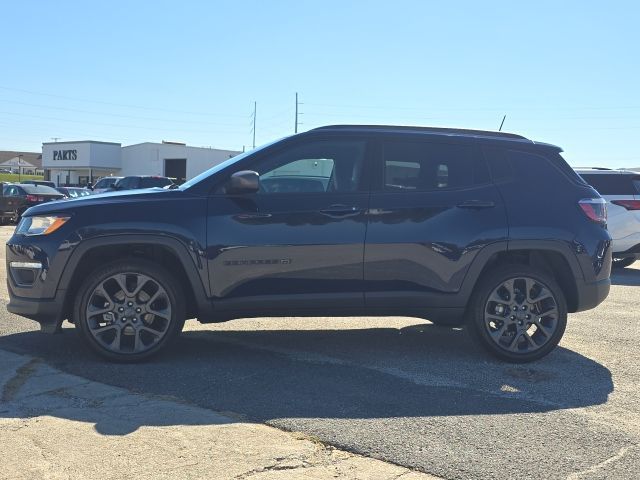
[566,444,638,480]
[1,357,41,402]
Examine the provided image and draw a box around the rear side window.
[383,141,489,191]
[506,149,587,186]
[579,173,640,195]
[141,177,172,188]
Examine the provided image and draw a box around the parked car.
[56,187,93,199]
[6,125,611,363]
[91,176,123,194]
[575,168,640,268]
[21,180,57,188]
[113,175,174,191]
[0,184,64,223]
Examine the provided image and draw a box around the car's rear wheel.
[74,259,185,362]
[612,256,636,269]
[466,265,567,363]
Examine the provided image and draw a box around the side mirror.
[227,170,259,195]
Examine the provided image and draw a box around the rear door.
[364,137,507,307]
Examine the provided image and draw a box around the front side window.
[255,140,366,194]
[383,141,487,191]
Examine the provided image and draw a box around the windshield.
[96,177,119,188]
[179,138,284,190]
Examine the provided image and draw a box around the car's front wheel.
[74,259,185,362]
[466,265,567,363]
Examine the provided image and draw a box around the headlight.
[16,216,70,236]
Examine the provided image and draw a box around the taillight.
[611,199,640,211]
[579,198,607,225]
[25,195,45,202]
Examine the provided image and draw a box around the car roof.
[123,175,170,179]
[310,124,562,150]
[575,168,639,175]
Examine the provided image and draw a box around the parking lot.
[0,224,638,479]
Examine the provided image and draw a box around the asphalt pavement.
[0,223,638,479]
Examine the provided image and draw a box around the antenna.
[51,137,61,142]
[498,115,506,132]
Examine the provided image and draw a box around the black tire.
[612,257,636,269]
[466,264,567,363]
[73,258,185,362]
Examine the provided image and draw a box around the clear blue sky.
[2,0,639,167]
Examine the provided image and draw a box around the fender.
[57,234,211,316]
[455,239,583,308]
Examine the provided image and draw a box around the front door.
[207,138,370,313]
[364,138,508,307]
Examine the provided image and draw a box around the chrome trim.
[10,262,42,269]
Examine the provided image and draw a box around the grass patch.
[0,173,44,183]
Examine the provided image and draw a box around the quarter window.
[383,141,487,191]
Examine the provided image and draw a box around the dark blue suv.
[6,125,612,362]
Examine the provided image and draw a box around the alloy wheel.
[85,272,173,355]
[483,276,559,354]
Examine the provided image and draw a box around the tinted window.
[140,177,172,188]
[483,146,514,183]
[4,186,19,196]
[117,177,138,190]
[383,141,488,191]
[95,177,119,189]
[579,173,640,195]
[255,140,366,194]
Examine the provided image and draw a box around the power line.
[0,85,247,118]
[0,98,252,127]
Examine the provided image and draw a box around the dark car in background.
[56,187,93,199]
[0,184,64,223]
[91,176,123,194]
[113,175,174,191]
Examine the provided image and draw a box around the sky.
[1,0,639,167]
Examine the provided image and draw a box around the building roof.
[0,151,42,168]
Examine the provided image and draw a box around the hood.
[23,188,184,217]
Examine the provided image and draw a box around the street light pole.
[17,154,23,183]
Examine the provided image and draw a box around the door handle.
[456,200,495,209]
[319,205,361,218]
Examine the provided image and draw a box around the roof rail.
[311,124,529,140]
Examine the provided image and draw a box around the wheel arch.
[60,235,209,322]
[463,241,582,313]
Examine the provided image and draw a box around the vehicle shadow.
[610,266,640,286]
[0,322,614,434]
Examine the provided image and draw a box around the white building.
[42,140,240,186]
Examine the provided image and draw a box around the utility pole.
[295,92,299,133]
[17,154,23,182]
[252,101,257,149]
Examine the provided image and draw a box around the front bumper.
[6,282,66,333]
